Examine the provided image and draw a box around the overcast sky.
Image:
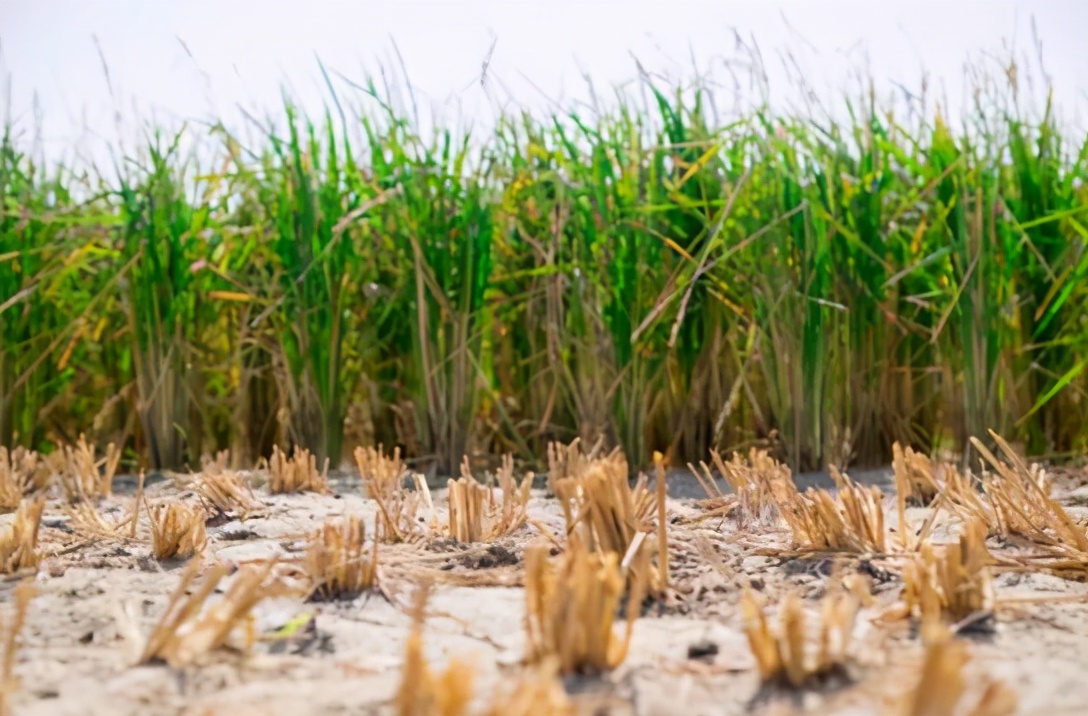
[2,0,1087,165]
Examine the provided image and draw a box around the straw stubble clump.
[446,456,533,543]
[304,515,379,602]
[139,559,283,668]
[193,467,260,519]
[49,435,121,502]
[355,445,437,543]
[897,518,995,629]
[553,450,667,593]
[0,500,44,575]
[741,588,860,688]
[523,539,648,676]
[147,501,208,561]
[778,468,887,554]
[267,445,329,495]
[395,584,572,716]
[0,448,50,512]
[898,628,1017,716]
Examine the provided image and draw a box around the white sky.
[2,0,1087,166]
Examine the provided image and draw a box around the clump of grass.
[267,445,329,494]
[304,515,378,601]
[148,502,208,561]
[689,447,795,526]
[49,435,121,502]
[0,500,43,574]
[896,518,994,630]
[523,538,647,676]
[355,445,435,543]
[446,456,532,543]
[0,447,50,512]
[898,627,1017,716]
[139,558,281,667]
[778,468,887,554]
[0,580,35,716]
[741,588,859,688]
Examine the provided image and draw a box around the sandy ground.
[3,465,1088,716]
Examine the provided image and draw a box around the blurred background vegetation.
[2,56,1086,476]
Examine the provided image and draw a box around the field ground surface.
[4,462,1088,716]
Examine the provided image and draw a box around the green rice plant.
[238,100,386,467]
[3,53,1087,476]
[0,126,104,451]
[110,130,213,469]
[361,88,495,475]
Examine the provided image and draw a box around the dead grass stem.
[139,558,281,667]
[0,580,35,716]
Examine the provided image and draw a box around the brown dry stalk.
[492,454,533,536]
[395,582,476,716]
[0,500,44,574]
[898,627,1017,716]
[147,502,208,560]
[49,434,121,502]
[446,456,532,543]
[0,447,51,512]
[553,451,664,592]
[194,468,260,518]
[689,447,796,527]
[355,443,408,500]
[305,515,378,601]
[971,432,1088,559]
[200,449,232,475]
[268,445,329,494]
[899,518,994,628]
[0,580,35,716]
[523,539,647,675]
[481,659,573,716]
[893,442,942,508]
[546,437,606,495]
[779,468,887,554]
[139,558,281,667]
[65,500,129,539]
[741,588,859,688]
[355,445,435,543]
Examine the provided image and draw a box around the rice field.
[3,56,1087,477]
[3,55,1088,715]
